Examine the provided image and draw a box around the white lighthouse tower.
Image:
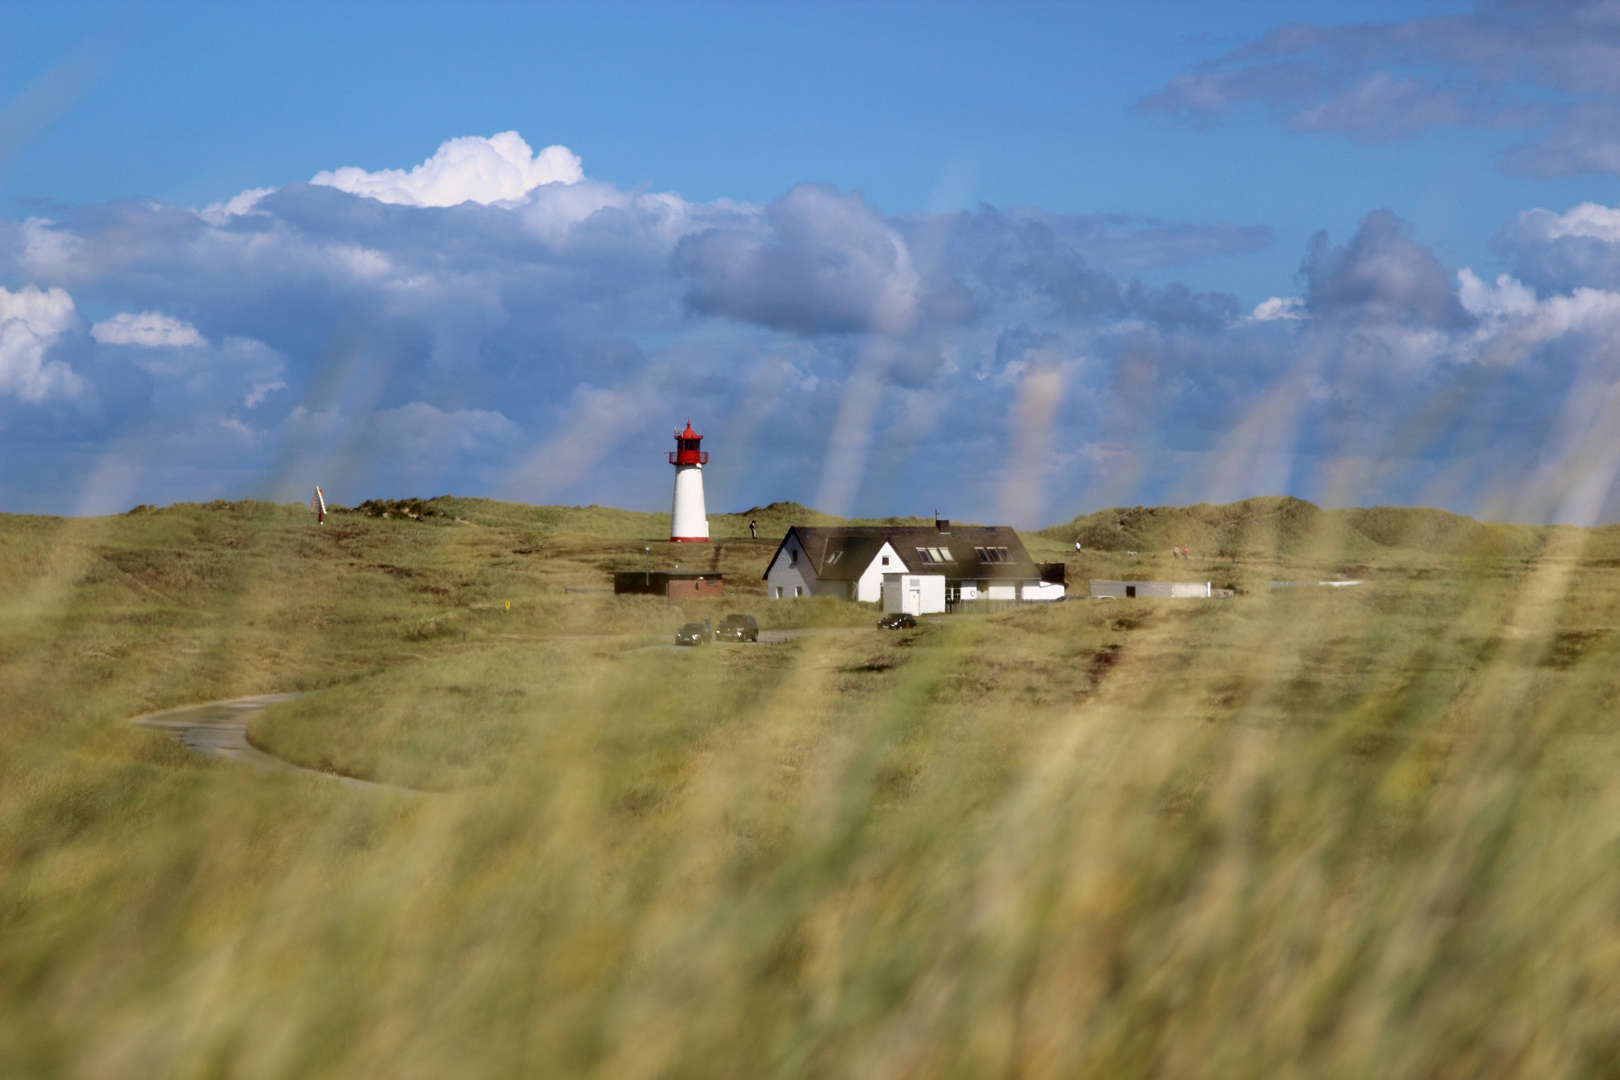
[669,421,710,542]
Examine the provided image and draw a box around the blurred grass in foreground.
[4,497,1620,1077]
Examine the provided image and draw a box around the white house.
[763,519,1065,614]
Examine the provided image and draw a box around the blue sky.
[7,1,1620,524]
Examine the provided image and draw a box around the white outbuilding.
[762,518,1065,614]
[1089,580,1212,598]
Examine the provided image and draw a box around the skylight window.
[915,547,953,564]
[826,550,843,565]
[975,546,1012,563]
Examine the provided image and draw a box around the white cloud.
[244,381,287,408]
[90,311,206,347]
[1511,202,1620,243]
[0,285,83,402]
[310,132,583,207]
[30,153,1620,525]
[1250,296,1305,321]
[0,283,78,337]
[197,186,274,225]
[1457,269,1538,320]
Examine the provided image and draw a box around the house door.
[908,588,921,613]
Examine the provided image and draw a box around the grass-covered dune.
[1042,494,1563,561]
[5,495,1620,1077]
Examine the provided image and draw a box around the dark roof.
[762,524,1040,580]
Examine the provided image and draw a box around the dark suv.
[716,613,759,642]
[675,619,712,646]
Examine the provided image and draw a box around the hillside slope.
[1037,496,1582,561]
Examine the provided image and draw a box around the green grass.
[5,496,1620,1077]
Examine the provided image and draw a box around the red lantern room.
[669,422,709,465]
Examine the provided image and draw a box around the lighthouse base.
[670,461,709,543]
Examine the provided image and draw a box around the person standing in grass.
[750,520,757,538]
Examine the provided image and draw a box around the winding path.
[131,628,878,784]
[131,694,409,793]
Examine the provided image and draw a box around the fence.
[945,597,1059,614]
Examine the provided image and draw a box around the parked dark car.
[716,613,759,642]
[878,612,918,629]
[675,619,712,646]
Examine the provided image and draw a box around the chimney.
[935,514,950,532]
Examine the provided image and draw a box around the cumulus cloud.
[1251,296,1305,321]
[90,311,206,347]
[1510,202,1620,244]
[1493,201,1620,294]
[10,129,1620,523]
[0,285,84,402]
[1140,2,1620,176]
[677,184,923,336]
[1302,209,1473,329]
[198,187,274,225]
[310,132,582,207]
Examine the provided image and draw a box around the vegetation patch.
[6,495,1620,1078]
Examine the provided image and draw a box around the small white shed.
[1089,580,1212,598]
[882,573,947,615]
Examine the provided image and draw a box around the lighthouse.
[669,421,710,542]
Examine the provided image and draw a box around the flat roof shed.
[1090,580,1211,599]
[613,572,724,599]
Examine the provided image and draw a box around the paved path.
[133,626,879,778]
[130,694,410,793]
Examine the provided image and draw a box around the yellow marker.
[505,600,511,611]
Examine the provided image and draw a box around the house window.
[975,546,1011,563]
[882,556,890,566]
[915,547,953,564]
[826,550,843,565]
[775,586,783,598]
[795,586,803,597]
[790,548,798,565]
